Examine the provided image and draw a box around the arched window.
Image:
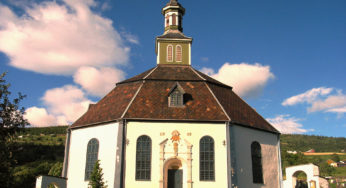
[200,136,215,181]
[165,15,169,27]
[172,14,177,25]
[167,45,173,62]
[85,138,99,180]
[251,141,264,183]
[136,135,152,180]
[175,45,182,62]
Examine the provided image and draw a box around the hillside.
[11,126,346,187]
[11,126,67,188]
[280,134,346,153]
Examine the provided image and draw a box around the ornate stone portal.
[159,130,193,188]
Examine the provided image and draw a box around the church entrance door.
[167,169,182,188]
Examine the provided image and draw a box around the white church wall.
[124,121,228,188]
[231,125,281,188]
[66,122,119,188]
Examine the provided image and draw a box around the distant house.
[287,150,297,154]
[337,161,346,167]
[327,159,338,167]
[306,149,315,153]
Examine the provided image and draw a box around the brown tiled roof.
[71,65,279,133]
[207,83,278,133]
[118,67,155,84]
[193,69,230,87]
[157,32,191,40]
[72,82,142,128]
[118,65,230,87]
[123,81,228,121]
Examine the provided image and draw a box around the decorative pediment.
[168,82,185,107]
[168,82,185,95]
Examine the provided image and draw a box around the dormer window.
[169,82,185,107]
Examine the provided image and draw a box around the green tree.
[48,162,63,177]
[88,160,107,188]
[319,161,335,176]
[331,153,340,162]
[0,72,28,188]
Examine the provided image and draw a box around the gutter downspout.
[229,123,238,188]
[114,119,127,188]
[226,122,232,188]
[62,128,71,178]
[121,119,127,188]
[277,134,283,188]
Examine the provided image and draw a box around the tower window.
[176,45,182,62]
[165,15,169,27]
[136,135,152,180]
[172,14,177,25]
[85,138,99,180]
[167,45,173,62]
[200,136,215,181]
[168,82,185,107]
[251,141,264,184]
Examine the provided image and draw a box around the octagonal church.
[56,0,282,188]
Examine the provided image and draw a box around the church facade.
[59,1,282,188]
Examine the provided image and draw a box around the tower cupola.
[156,0,193,65]
[162,0,185,32]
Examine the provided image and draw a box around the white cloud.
[201,62,274,98]
[25,107,60,127]
[327,107,346,113]
[0,0,130,75]
[74,66,125,97]
[122,32,139,45]
[200,67,214,76]
[282,87,333,106]
[282,88,346,115]
[25,85,93,126]
[42,85,92,122]
[267,115,312,134]
[308,94,346,113]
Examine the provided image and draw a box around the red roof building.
[48,1,283,188]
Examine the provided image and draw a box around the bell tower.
[156,0,193,65]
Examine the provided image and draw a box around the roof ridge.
[191,67,233,89]
[189,66,206,81]
[120,81,144,118]
[204,82,231,121]
[143,66,158,79]
[228,88,279,133]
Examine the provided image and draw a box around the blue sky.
[0,0,345,137]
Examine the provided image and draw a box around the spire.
[162,0,185,32]
[166,0,180,6]
[156,0,192,65]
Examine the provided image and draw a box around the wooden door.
[168,169,182,188]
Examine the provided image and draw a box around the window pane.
[85,138,99,180]
[170,89,183,107]
[251,142,263,183]
[167,45,173,62]
[200,136,215,181]
[176,45,182,62]
[136,135,152,180]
